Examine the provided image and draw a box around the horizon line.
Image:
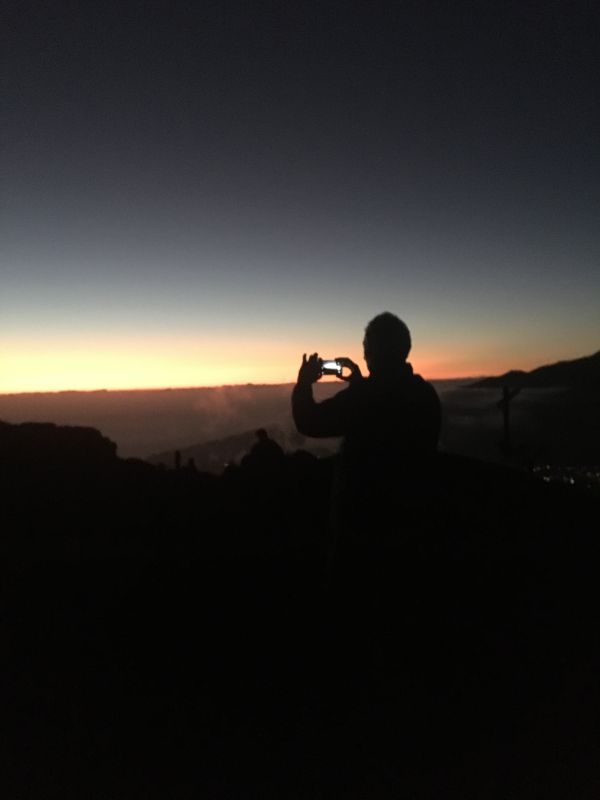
[0,376,483,397]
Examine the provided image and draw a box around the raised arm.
[291,354,349,438]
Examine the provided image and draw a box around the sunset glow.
[2,332,594,394]
[2,1,598,397]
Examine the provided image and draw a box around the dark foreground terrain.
[2,421,600,798]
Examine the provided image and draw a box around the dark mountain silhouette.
[147,427,285,471]
[468,350,600,389]
[460,352,600,464]
[2,414,600,798]
[147,424,339,471]
[0,419,117,467]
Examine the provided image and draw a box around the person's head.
[363,312,411,374]
[256,428,268,442]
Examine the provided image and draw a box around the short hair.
[363,312,411,361]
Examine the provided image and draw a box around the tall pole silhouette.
[498,385,521,455]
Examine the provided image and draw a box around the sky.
[2,0,599,392]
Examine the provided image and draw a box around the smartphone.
[320,359,343,377]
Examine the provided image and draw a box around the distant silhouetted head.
[363,312,411,375]
[256,428,268,442]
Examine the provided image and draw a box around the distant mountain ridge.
[469,351,600,389]
[148,428,279,472]
[147,425,339,472]
[0,420,117,467]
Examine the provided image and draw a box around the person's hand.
[297,353,322,385]
[335,357,363,385]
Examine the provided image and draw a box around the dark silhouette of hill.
[148,427,272,470]
[442,383,600,465]
[459,351,600,464]
[3,419,600,797]
[0,419,117,467]
[147,424,339,471]
[469,350,600,389]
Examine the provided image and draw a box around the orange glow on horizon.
[0,334,576,394]
[1,340,297,394]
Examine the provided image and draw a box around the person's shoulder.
[415,374,437,391]
[411,373,440,400]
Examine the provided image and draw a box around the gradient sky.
[2,0,599,392]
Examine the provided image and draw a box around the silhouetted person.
[292,313,441,694]
[250,428,285,465]
[241,428,286,479]
[292,312,441,546]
